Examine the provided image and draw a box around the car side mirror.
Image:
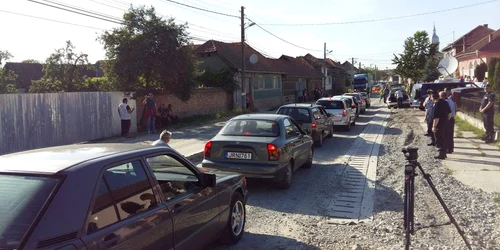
[201,173,216,188]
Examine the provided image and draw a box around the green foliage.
[393,31,437,82]
[21,59,40,63]
[29,41,91,93]
[488,57,499,79]
[196,69,236,92]
[422,57,440,82]
[81,77,116,91]
[100,6,197,102]
[0,50,19,94]
[493,62,500,98]
[474,62,488,82]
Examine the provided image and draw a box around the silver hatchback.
[316,97,354,131]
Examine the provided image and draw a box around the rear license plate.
[225,152,252,160]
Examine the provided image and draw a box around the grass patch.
[173,109,251,128]
[494,196,500,204]
[445,168,454,176]
[454,116,485,138]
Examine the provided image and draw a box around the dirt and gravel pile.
[207,107,499,250]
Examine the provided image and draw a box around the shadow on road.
[205,232,321,250]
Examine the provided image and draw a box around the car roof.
[0,143,156,174]
[317,97,345,101]
[232,113,287,121]
[279,103,322,108]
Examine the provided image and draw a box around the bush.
[80,77,116,91]
[474,62,487,82]
[488,57,499,83]
[493,62,500,98]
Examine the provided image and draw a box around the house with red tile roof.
[3,62,104,92]
[442,24,494,58]
[194,40,286,111]
[271,55,323,103]
[455,28,500,78]
[299,54,349,95]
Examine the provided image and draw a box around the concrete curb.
[457,111,499,140]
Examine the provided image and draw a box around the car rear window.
[316,100,344,109]
[0,174,59,249]
[277,107,311,122]
[221,120,279,137]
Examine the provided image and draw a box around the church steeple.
[431,22,440,49]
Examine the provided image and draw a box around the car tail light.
[204,141,212,158]
[351,104,356,108]
[267,144,280,161]
[311,123,317,130]
[342,109,347,116]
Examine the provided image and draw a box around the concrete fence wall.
[0,92,137,155]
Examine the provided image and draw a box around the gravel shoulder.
[206,107,500,250]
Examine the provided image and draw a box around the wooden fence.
[0,92,137,155]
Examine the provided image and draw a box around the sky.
[1,0,500,70]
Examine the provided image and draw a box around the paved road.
[202,102,382,249]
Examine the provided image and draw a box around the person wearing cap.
[479,84,496,143]
[152,130,172,148]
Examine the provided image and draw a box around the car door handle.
[101,234,120,248]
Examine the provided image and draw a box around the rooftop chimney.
[484,24,488,28]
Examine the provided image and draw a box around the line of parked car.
[0,92,372,250]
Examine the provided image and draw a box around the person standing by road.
[445,91,456,153]
[383,86,389,104]
[152,130,172,148]
[433,91,452,159]
[424,90,434,137]
[118,98,135,136]
[479,84,496,143]
[142,93,157,134]
[396,88,404,108]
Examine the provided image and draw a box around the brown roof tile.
[194,40,283,74]
[459,29,500,55]
[451,24,495,48]
[274,55,323,78]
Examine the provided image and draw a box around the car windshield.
[277,107,311,122]
[344,94,360,100]
[316,100,344,109]
[0,174,59,249]
[221,119,279,137]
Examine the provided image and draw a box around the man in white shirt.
[152,130,172,148]
[445,91,456,153]
[423,89,434,137]
[118,98,135,136]
[396,89,404,108]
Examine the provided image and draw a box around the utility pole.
[323,42,327,90]
[240,6,246,110]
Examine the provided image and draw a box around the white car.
[343,93,367,113]
[316,97,355,131]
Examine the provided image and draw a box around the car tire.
[327,126,334,138]
[303,147,314,168]
[315,133,323,147]
[219,192,246,245]
[345,120,351,131]
[278,160,293,189]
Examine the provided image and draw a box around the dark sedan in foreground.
[0,144,247,250]
[201,114,314,189]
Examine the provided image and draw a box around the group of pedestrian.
[424,84,496,159]
[118,93,179,136]
[424,88,455,159]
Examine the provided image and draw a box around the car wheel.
[315,133,323,147]
[327,126,334,138]
[219,192,246,244]
[345,120,351,131]
[278,160,293,189]
[303,147,314,168]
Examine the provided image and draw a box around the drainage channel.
[326,107,390,224]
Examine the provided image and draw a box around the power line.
[160,0,239,18]
[247,18,323,52]
[88,0,127,11]
[0,9,104,30]
[41,0,123,21]
[28,0,123,24]
[258,0,500,26]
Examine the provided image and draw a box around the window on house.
[258,76,264,89]
[273,77,279,89]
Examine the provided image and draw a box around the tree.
[30,41,91,93]
[392,31,437,82]
[493,62,500,98]
[100,6,197,101]
[196,69,236,92]
[422,57,440,82]
[21,59,41,64]
[474,62,488,82]
[488,57,499,87]
[0,50,19,94]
